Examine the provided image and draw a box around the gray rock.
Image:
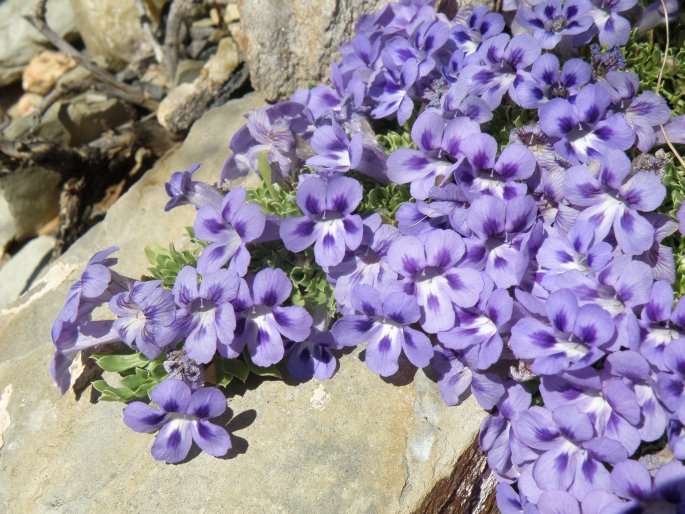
[0,0,79,86]
[68,0,166,67]
[174,59,205,86]
[237,0,495,101]
[0,235,55,309]
[0,166,61,241]
[0,195,15,253]
[0,93,485,512]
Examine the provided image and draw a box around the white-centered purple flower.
[280,175,363,267]
[369,58,418,125]
[430,345,506,409]
[539,83,634,162]
[386,110,481,199]
[589,0,636,48]
[231,268,312,367]
[109,280,177,359]
[600,71,671,152]
[457,33,541,109]
[456,134,536,200]
[51,247,133,394]
[656,340,685,424]
[514,54,591,109]
[172,266,240,365]
[331,284,433,376]
[386,229,484,333]
[285,326,340,381]
[635,213,677,282]
[164,163,224,212]
[639,280,685,370]
[541,369,643,454]
[564,149,666,255]
[438,284,513,370]
[512,405,628,501]
[436,81,493,123]
[516,0,594,50]
[194,187,266,275]
[382,17,450,79]
[464,195,539,289]
[510,288,615,374]
[123,379,231,463]
[608,459,685,511]
[450,5,505,57]
[328,214,399,314]
[305,121,363,174]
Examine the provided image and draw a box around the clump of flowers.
[50,0,685,510]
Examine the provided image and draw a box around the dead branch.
[133,0,167,69]
[164,0,194,80]
[24,1,159,111]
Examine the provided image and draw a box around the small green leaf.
[92,380,136,402]
[242,351,282,379]
[92,352,151,372]
[258,151,272,185]
[144,243,166,267]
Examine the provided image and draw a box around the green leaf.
[218,358,251,383]
[144,243,166,266]
[258,151,272,186]
[91,352,152,372]
[92,380,137,402]
[242,351,282,379]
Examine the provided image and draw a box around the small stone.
[224,3,240,23]
[228,21,241,42]
[22,50,77,95]
[0,235,55,308]
[7,93,43,119]
[157,82,209,133]
[210,8,221,26]
[65,93,137,146]
[204,37,240,84]
[0,194,15,253]
[174,60,205,86]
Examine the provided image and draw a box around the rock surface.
[68,0,167,67]
[0,0,78,86]
[0,235,55,309]
[0,195,15,253]
[237,0,496,101]
[0,93,485,512]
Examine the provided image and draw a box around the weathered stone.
[22,50,77,95]
[237,0,495,101]
[64,93,137,146]
[174,59,205,86]
[0,195,15,253]
[157,37,241,134]
[7,93,42,120]
[0,93,485,512]
[0,166,61,241]
[0,235,55,309]
[0,0,78,87]
[68,0,167,67]
[224,3,241,23]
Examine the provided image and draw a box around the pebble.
[22,50,77,95]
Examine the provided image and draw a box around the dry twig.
[133,0,167,68]
[164,0,194,80]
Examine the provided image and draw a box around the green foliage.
[246,182,300,217]
[257,151,272,186]
[213,350,282,388]
[144,229,202,289]
[377,129,415,153]
[489,104,533,149]
[290,259,336,315]
[91,351,168,403]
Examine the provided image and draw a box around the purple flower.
[280,175,363,267]
[479,383,532,481]
[456,134,536,200]
[458,33,541,109]
[515,54,591,109]
[464,195,539,289]
[193,187,266,275]
[450,6,505,57]
[539,83,634,162]
[305,122,362,174]
[109,280,177,359]
[328,214,399,314]
[430,345,506,409]
[541,369,643,454]
[172,266,239,365]
[512,405,627,500]
[386,110,481,199]
[639,280,685,370]
[564,149,666,255]
[164,163,223,212]
[123,379,230,463]
[386,229,484,333]
[51,247,133,393]
[656,340,685,422]
[437,81,493,123]
[285,327,340,381]
[516,0,594,49]
[232,268,312,367]
[331,284,433,376]
[631,213,677,282]
[438,285,513,370]
[609,459,685,510]
[600,71,671,152]
[589,0,636,48]
[382,18,450,79]
[510,288,615,374]
[679,203,685,235]
[369,59,418,125]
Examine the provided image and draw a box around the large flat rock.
[0,93,484,513]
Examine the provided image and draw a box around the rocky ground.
[0,1,496,512]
